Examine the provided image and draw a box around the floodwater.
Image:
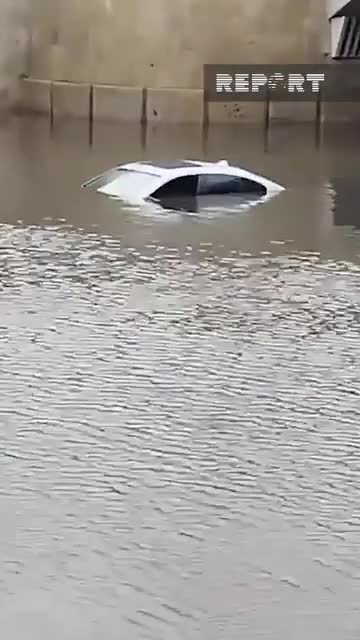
[1,116,360,639]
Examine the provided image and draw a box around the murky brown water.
[1,116,360,639]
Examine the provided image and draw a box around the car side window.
[151,175,199,198]
[197,174,266,195]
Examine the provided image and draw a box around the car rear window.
[88,169,159,198]
[83,168,157,190]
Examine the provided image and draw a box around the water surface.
[1,117,360,640]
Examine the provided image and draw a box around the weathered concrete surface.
[93,85,143,122]
[11,0,360,124]
[17,77,50,113]
[323,102,360,122]
[0,0,29,109]
[208,102,318,125]
[208,102,266,124]
[270,102,318,122]
[28,0,327,89]
[146,89,203,123]
[52,81,90,119]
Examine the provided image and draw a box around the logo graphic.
[204,64,360,102]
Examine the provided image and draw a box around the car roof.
[120,160,208,176]
[139,160,204,169]
[116,160,283,191]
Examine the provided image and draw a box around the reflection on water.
[330,177,360,230]
[1,117,360,640]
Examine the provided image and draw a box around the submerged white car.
[82,159,284,208]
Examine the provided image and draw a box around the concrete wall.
[18,0,333,124]
[6,0,360,125]
[28,0,326,88]
[22,0,360,125]
[0,0,29,109]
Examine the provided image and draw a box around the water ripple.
[1,223,360,639]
